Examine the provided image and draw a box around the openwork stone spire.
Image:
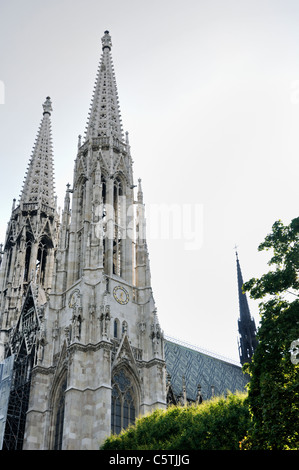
[20,96,55,208]
[84,31,124,142]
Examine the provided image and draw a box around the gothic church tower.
[0,31,166,450]
[0,97,58,329]
[0,97,59,449]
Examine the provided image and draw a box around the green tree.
[242,218,299,450]
[100,392,249,450]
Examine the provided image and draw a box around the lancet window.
[111,369,136,435]
[36,240,48,286]
[53,375,67,450]
[24,238,33,283]
[102,176,107,269]
[113,177,123,277]
[113,318,119,339]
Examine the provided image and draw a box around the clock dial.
[113,286,129,305]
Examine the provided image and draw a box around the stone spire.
[236,251,257,365]
[20,97,55,208]
[0,97,58,332]
[84,30,124,143]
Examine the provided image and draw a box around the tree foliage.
[242,218,299,450]
[100,392,249,450]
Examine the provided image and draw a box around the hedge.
[100,392,249,450]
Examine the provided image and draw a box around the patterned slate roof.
[164,338,249,402]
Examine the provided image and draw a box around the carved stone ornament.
[69,289,81,310]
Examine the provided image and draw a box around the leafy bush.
[242,218,299,450]
[100,392,249,450]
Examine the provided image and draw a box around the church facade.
[0,31,166,450]
[0,31,249,450]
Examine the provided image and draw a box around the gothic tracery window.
[111,369,136,435]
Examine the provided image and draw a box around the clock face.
[113,286,129,305]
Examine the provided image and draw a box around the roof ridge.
[165,334,241,366]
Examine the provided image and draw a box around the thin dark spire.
[236,251,251,323]
[235,250,257,365]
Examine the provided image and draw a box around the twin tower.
[0,31,166,450]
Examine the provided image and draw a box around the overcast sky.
[1,0,299,363]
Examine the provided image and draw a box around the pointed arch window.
[101,176,107,205]
[111,369,136,435]
[113,319,120,339]
[36,241,48,286]
[75,181,86,280]
[24,241,32,282]
[53,375,67,450]
[113,177,124,277]
[101,176,107,270]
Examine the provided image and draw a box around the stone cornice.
[67,339,113,355]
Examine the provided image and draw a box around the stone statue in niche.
[100,304,110,338]
[69,289,82,341]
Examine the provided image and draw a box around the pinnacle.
[137,178,143,204]
[42,96,53,115]
[102,30,112,50]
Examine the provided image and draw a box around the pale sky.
[1,0,299,363]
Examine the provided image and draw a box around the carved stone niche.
[99,304,111,338]
[68,289,81,312]
[68,289,82,342]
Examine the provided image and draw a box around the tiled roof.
[164,337,249,402]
